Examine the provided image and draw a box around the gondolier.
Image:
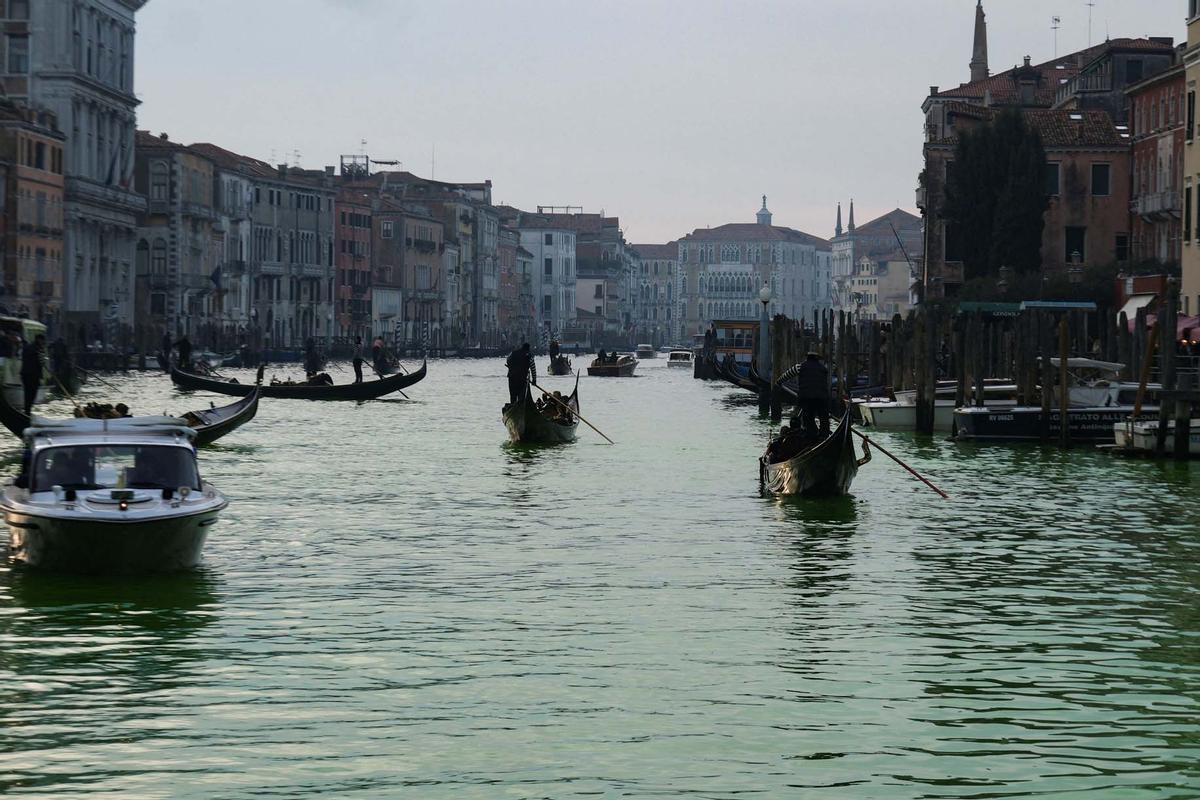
[174,334,193,371]
[506,342,536,403]
[352,336,365,383]
[792,351,830,438]
[304,338,321,378]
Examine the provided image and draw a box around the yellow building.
[1183,2,1200,311]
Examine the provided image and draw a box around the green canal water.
[1,358,1198,799]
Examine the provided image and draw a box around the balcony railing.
[1132,191,1182,219]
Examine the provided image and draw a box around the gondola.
[171,359,426,400]
[748,362,799,403]
[587,355,636,377]
[548,355,573,375]
[712,356,757,393]
[759,409,866,497]
[503,377,580,444]
[0,382,261,446]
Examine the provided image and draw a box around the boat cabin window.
[33,445,200,493]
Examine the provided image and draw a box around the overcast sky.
[135,0,1181,243]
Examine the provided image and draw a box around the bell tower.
[969,0,989,83]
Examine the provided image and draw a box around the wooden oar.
[531,381,613,444]
[48,371,84,415]
[848,426,949,499]
[74,366,121,392]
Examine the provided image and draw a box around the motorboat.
[857,381,1019,432]
[635,344,656,359]
[666,350,694,369]
[587,354,637,377]
[1,416,228,571]
[954,359,1159,442]
[1112,418,1200,455]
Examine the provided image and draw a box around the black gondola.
[759,409,866,497]
[548,355,573,375]
[0,384,261,446]
[171,360,426,400]
[747,362,799,403]
[712,356,757,393]
[503,378,579,444]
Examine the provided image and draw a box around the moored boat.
[954,360,1158,442]
[1112,418,1200,455]
[759,409,866,497]
[2,417,228,572]
[171,359,426,399]
[502,378,580,444]
[587,355,637,377]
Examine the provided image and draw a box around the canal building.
[1126,57,1184,279]
[831,204,921,314]
[1,0,148,345]
[679,197,832,339]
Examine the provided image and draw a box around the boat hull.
[761,412,858,497]
[954,406,1151,442]
[5,507,220,572]
[587,360,636,377]
[502,386,579,444]
[172,360,426,399]
[859,401,955,431]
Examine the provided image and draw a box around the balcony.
[226,259,247,275]
[148,199,171,215]
[1132,190,1182,221]
[183,201,216,221]
[67,177,147,215]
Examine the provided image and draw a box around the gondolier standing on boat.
[352,336,365,383]
[20,334,44,415]
[793,351,830,438]
[506,342,536,404]
[174,334,193,371]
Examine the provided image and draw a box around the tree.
[943,109,1048,281]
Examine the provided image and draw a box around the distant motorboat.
[635,344,656,359]
[587,354,637,377]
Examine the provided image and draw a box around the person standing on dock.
[506,342,536,403]
[20,334,45,415]
[793,351,830,438]
[352,336,365,383]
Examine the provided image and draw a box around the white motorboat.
[666,350,694,368]
[1112,418,1200,455]
[635,344,656,359]
[857,382,1019,432]
[1,416,228,572]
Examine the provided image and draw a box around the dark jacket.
[793,359,829,400]
[20,342,42,382]
[506,349,535,382]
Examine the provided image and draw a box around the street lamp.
[758,282,772,375]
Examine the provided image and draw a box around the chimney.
[324,165,335,177]
[930,85,939,96]
[159,132,168,140]
[278,164,288,176]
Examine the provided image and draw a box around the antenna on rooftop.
[292,148,301,168]
[1052,15,1061,56]
[1085,0,1095,46]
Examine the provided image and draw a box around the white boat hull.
[1114,420,1200,455]
[858,401,955,432]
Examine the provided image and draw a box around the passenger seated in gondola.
[766,425,807,463]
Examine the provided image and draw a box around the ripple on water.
[0,361,1197,798]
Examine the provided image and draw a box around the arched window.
[135,239,148,275]
[699,302,706,319]
[720,243,740,263]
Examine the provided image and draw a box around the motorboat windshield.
[32,444,200,493]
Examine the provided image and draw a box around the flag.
[105,145,119,186]
[210,266,222,290]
